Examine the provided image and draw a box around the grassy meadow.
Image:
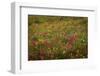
[28,15,88,60]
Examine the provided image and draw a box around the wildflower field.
[28,15,88,60]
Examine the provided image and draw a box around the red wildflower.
[66,33,78,49]
[66,43,72,49]
[32,40,37,46]
[44,40,48,45]
[43,32,48,35]
[68,33,77,44]
[44,40,52,48]
[39,49,46,60]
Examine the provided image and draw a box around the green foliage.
[28,15,88,60]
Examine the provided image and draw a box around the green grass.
[28,15,88,60]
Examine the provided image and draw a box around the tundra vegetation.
[28,15,88,60]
